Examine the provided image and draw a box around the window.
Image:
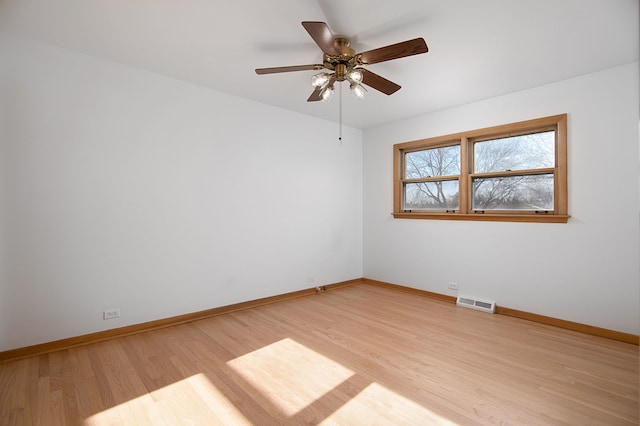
[393,114,568,223]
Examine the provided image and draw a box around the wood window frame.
[393,114,569,223]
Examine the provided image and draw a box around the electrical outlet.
[447,282,459,291]
[103,308,120,320]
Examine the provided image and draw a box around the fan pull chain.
[338,82,343,143]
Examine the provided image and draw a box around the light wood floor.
[1,284,638,425]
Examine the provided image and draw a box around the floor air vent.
[456,296,496,313]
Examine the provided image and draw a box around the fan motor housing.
[335,37,355,58]
[323,38,357,81]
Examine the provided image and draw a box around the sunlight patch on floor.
[83,339,459,424]
[83,373,251,425]
[321,382,460,425]
[227,337,355,417]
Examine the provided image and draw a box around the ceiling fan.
[255,21,428,102]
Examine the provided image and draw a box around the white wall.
[363,63,640,335]
[0,37,363,351]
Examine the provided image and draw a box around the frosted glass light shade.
[321,85,334,101]
[350,83,367,100]
[347,69,363,84]
[311,72,331,88]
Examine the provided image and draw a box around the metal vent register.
[456,296,496,313]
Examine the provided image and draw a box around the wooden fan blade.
[360,69,401,95]
[358,38,428,65]
[255,64,324,75]
[307,86,324,102]
[301,21,342,56]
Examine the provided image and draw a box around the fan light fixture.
[350,82,367,100]
[311,72,331,88]
[311,68,366,100]
[346,69,363,84]
[321,84,334,102]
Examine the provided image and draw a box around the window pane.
[472,174,554,210]
[474,131,555,173]
[404,181,459,210]
[405,145,460,178]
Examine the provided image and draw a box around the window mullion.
[459,138,469,214]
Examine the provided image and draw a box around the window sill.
[392,212,570,223]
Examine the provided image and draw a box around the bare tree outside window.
[404,145,459,209]
[472,131,555,210]
[472,174,554,210]
[405,181,459,209]
[474,131,555,173]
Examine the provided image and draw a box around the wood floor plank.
[0,284,637,425]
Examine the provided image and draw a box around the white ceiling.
[1,0,638,129]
